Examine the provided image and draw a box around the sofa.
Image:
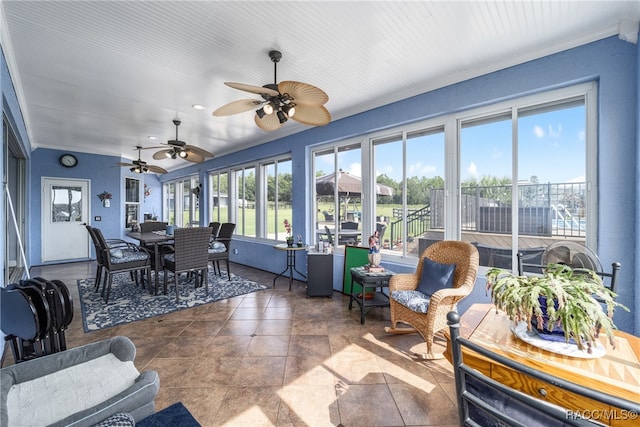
[0,336,159,427]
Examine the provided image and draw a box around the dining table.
[126,230,174,294]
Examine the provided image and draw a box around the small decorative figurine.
[368,230,381,267]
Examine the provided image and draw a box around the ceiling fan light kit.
[212,50,330,131]
[116,146,168,174]
[145,118,214,163]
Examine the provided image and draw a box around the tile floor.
[4,261,459,427]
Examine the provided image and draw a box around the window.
[209,171,229,224]
[162,176,199,227]
[310,82,596,269]
[262,158,292,240]
[209,156,292,240]
[125,177,140,228]
[234,166,256,237]
[373,127,445,257]
[313,143,362,248]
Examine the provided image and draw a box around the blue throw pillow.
[416,257,456,297]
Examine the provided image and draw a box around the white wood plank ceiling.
[1,1,638,170]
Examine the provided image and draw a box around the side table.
[273,244,308,291]
[348,266,395,324]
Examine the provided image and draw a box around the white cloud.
[408,162,437,176]
[533,125,545,138]
[467,162,479,178]
[548,124,561,138]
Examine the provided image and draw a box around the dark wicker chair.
[446,311,640,426]
[208,222,221,239]
[139,221,168,233]
[92,227,151,303]
[163,227,213,302]
[209,223,236,280]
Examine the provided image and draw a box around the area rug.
[77,270,268,332]
[137,402,201,427]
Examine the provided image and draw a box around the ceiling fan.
[212,50,331,131]
[117,146,168,174]
[146,118,214,163]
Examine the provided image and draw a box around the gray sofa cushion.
[0,336,159,427]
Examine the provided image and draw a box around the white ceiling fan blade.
[290,104,331,126]
[254,112,282,131]
[146,165,168,174]
[224,82,279,97]
[279,81,329,105]
[185,145,214,158]
[152,149,172,160]
[212,99,263,116]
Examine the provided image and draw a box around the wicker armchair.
[163,227,212,302]
[385,240,479,359]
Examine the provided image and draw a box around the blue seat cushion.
[390,290,430,313]
[416,257,456,297]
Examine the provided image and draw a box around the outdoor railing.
[385,181,586,250]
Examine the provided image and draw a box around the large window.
[373,127,445,257]
[209,155,292,240]
[310,83,596,270]
[209,171,229,224]
[163,176,199,227]
[263,158,292,240]
[314,143,362,247]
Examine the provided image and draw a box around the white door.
[42,178,90,262]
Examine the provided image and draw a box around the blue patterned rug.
[77,270,268,332]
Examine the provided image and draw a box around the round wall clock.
[59,154,78,168]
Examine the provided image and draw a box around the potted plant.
[485,263,628,353]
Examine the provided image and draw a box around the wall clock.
[59,154,78,168]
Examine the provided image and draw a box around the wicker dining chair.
[163,227,213,302]
[385,240,479,359]
[209,223,235,280]
[208,222,221,239]
[92,227,152,303]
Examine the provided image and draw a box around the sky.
[327,104,586,186]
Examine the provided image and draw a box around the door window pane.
[52,186,83,222]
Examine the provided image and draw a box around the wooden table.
[127,231,173,294]
[272,244,308,291]
[445,304,640,426]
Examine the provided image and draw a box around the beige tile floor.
[5,261,459,427]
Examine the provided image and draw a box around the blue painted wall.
[2,35,638,333]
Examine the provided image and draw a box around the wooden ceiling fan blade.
[185,145,214,158]
[254,112,282,131]
[183,151,204,163]
[290,105,331,126]
[153,149,172,160]
[212,99,263,116]
[225,82,279,97]
[146,165,168,174]
[116,162,134,167]
[279,81,329,105]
